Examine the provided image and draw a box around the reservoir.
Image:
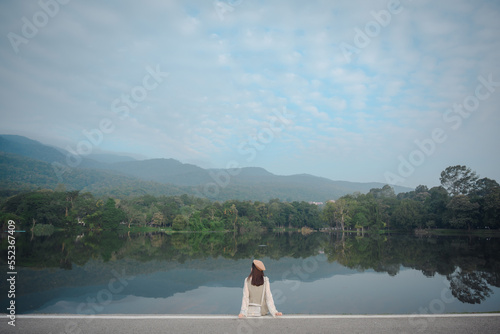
[2,231,499,315]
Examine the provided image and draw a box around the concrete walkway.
[2,313,499,334]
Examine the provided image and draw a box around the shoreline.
[6,312,500,318]
[3,313,500,334]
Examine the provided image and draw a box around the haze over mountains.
[0,134,412,201]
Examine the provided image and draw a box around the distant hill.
[104,158,212,186]
[0,135,66,164]
[0,134,109,169]
[87,153,136,164]
[0,151,187,198]
[0,134,413,201]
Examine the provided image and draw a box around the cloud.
[303,105,329,121]
[0,0,499,187]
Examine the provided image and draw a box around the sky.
[1,0,499,189]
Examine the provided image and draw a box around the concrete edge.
[6,313,500,320]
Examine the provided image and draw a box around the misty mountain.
[105,158,212,186]
[0,135,67,164]
[0,134,112,170]
[0,134,413,201]
[0,151,188,198]
[87,153,136,164]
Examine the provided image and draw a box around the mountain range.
[0,134,413,201]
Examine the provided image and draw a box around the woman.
[238,259,283,318]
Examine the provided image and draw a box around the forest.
[1,165,499,233]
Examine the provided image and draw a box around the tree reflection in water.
[324,232,500,305]
[448,269,496,304]
[3,230,500,306]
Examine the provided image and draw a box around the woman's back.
[247,278,264,304]
[239,261,281,318]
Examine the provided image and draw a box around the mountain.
[0,151,188,198]
[0,135,66,164]
[0,134,109,170]
[0,134,414,201]
[87,153,136,164]
[105,158,212,186]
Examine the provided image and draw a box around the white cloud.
[0,0,499,186]
[303,106,329,121]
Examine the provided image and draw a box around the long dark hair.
[248,262,265,286]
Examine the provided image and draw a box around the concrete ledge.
[13,312,500,319]
[3,313,500,334]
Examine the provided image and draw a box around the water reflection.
[1,231,499,314]
[325,233,500,306]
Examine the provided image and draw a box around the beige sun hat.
[253,259,266,271]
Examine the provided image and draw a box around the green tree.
[446,195,480,230]
[226,204,238,231]
[151,212,165,227]
[392,199,424,230]
[331,198,354,230]
[2,190,68,228]
[472,178,499,198]
[65,190,80,217]
[321,201,337,228]
[482,188,500,229]
[423,186,449,228]
[99,198,126,229]
[267,199,285,228]
[352,211,369,232]
[440,165,479,196]
[369,185,396,199]
[356,193,386,230]
[414,185,430,202]
[172,214,188,230]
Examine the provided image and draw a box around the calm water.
[1,231,500,315]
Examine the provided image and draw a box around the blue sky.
[1,0,499,188]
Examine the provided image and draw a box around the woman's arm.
[239,278,249,317]
[265,277,282,317]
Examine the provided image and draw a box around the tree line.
[0,189,323,231]
[323,165,500,231]
[1,165,499,232]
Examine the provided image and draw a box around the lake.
[2,231,500,315]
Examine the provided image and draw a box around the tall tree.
[446,195,480,230]
[482,188,500,229]
[368,185,396,199]
[440,165,479,196]
[332,197,354,231]
[472,178,500,198]
[321,201,337,229]
[172,214,188,230]
[392,199,423,230]
[99,198,127,229]
[423,186,449,228]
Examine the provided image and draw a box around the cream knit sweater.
[239,276,279,317]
